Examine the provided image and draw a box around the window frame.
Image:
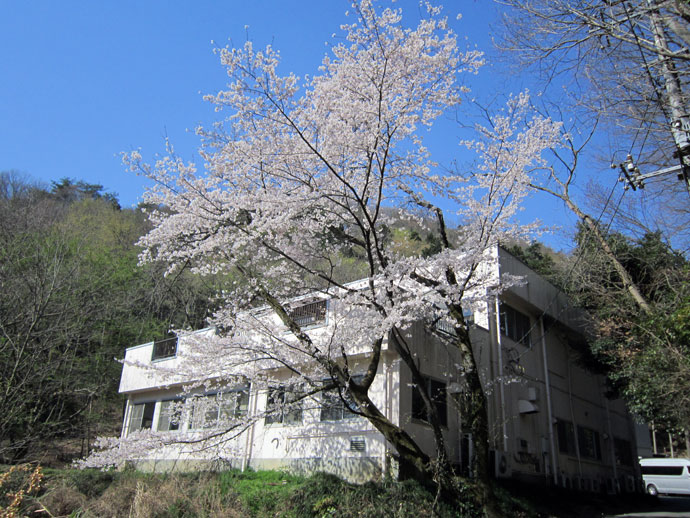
[288,299,328,329]
[577,425,602,461]
[265,386,303,426]
[641,465,686,476]
[556,419,577,456]
[189,387,250,430]
[157,398,183,432]
[151,336,178,361]
[411,376,448,427]
[320,377,362,422]
[614,437,633,466]
[128,401,156,434]
[499,303,532,347]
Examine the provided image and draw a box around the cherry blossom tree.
[85,0,561,505]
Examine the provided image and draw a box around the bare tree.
[497,0,690,186]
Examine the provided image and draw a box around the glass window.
[288,300,327,328]
[641,465,685,476]
[411,376,447,427]
[499,303,531,347]
[152,336,178,361]
[265,386,303,425]
[157,399,183,431]
[128,402,155,434]
[577,425,602,460]
[556,419,577,456]
[614,437,633,466]
[190,387,249,430]
[320,378,361,422]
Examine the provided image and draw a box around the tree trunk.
[569,206,652,314]
[453,325,498,516]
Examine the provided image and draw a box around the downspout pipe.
[540,317,558,485]
[242,385,258,471]
[604,397,618,485]
[494,297,508,452]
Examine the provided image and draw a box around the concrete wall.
[121,354,399,483]
[117,246,643,490]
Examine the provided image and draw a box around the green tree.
[0,172,227,462]
[568,227,690,433]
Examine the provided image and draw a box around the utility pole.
[617,1,690,193]
[647,0,690,157]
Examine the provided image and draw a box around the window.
[152,336,178,361]
[265,386,303,425]
[577,425,602,460]
[158,399,183,431]
[411,376,447,427]
[641,465,685,476]
[128,402,155,434]
[320,379,361,422]
[557,421,602,460]
[433,319,457,336]
[432,307,473,336]
[556,419,576,456]
[499,303,531,347]
[288,300,327,328]
[614,437,633,466]
[190,388,249,430]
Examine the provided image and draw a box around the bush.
[281,473,482,518]
[0,463,44,517]
[67,468,116,498]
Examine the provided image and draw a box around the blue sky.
[1,1,584,248]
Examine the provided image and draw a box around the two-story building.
[117,247,646,492]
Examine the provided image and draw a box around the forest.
[0,174,226,464]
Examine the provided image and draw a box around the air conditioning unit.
[493,450,512,478]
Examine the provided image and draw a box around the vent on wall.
[350,437,366,452]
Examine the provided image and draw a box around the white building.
[118,247,646,491]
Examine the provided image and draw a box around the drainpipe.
[383,356,390,477]
[242,385,258,471]
[122,399,132,438]
[566,347,583,481]
[604,397,618,484]
[540,317,558,485]
[494,297,508,452]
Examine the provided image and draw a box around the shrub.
[67,468,116,498]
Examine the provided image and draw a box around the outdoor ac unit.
[493,451,512,478]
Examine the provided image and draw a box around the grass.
[216,469,306,517]
[5,464,606,518]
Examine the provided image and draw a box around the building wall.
[120,352,399,483]
[117,247,643,490]
[483,248,640,491]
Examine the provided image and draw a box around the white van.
[639,458,690,496]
